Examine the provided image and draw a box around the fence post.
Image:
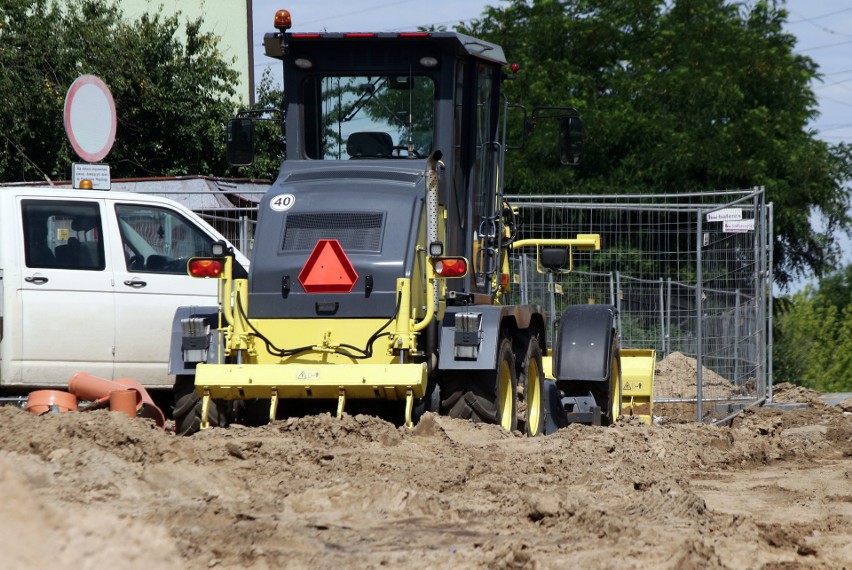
[615,271,623,342]
[239,215,248,254]
[767,199,774,402]
[734,289,740,385]
[609,272,615,306]
[659,277,665,355]
[696,210,704,422]
[756,187,768,401]
[666,277,672,358]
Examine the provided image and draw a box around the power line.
[798,38,852,52]
[818,94,852,109]
[299,1,413,26]
[814,134,852,141]
[813,123,852,132]
[787,8,852,39]
[813,77,852,91]
[787,6,852,24]
[822,68,852,77]
[382,15,483,31]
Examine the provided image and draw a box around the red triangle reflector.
[298,239,358,293]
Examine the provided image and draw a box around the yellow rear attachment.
[619,349,656,424]
[195,361,428,429]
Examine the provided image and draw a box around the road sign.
[64,75,117,163]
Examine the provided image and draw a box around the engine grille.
[282,212,384,252]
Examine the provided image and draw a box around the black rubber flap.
[553,305,615,381]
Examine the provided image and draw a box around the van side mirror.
[226,118,255,166]
[559,116,583,166]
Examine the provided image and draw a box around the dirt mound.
[654,351,749,399]
[771,382,826,405]
[1,399,851,569]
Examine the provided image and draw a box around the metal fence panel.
[506,188,772,420]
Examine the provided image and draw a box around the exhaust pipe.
[425,150,442,312]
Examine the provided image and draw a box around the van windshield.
[302,74,434,160]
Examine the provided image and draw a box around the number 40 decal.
[270,193,295,212]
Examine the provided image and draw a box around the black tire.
[413,377,441,424]
[441,338,518,431]
[173,375,230,436]
[591,335,621,425]
[542,380,569,434]
[519,337,545,436]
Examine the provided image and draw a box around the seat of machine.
[347,131,393,159]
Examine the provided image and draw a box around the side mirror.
[210,240,229,257]
[559,116,584,166]
[226,118,255,166]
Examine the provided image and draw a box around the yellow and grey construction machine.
[168,9,656,435]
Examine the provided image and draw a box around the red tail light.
[434,258,468,278]
[188,258,225,278]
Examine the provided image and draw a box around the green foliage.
[0,0,239,181]
[462,0,851,288]
[811,244,852,314]
[774,281,852,392]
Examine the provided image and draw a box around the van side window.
[115,204,214,274]
[22,200,105,270]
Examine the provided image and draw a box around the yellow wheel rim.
[611,356,621,421]
[498,357,514,430]
[527,359,542,435]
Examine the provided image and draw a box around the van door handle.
[123,278,147,288]
[25,275,48,285]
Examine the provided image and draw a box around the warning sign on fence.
[723,219,755,233]
[706,208,743,222]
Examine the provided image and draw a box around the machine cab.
[256,13,510,296]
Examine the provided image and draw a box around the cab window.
[115,204,214,274]
[22,200,105,270]
[303,74,435,160]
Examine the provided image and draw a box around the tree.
[0,0,240,181]
[774,279,852,392]
[462,0,852,288]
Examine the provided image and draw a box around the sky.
[251,1,852,146]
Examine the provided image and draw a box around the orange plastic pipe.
[109,389,138,418]
[68,372,165,428]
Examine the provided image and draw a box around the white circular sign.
[270,193,296,211]
[64,75,117,163]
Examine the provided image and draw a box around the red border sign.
[64,75,117,163]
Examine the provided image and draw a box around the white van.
[0,186,248,395]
